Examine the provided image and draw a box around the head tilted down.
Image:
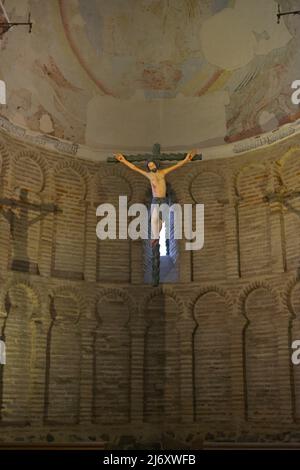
[146,160,160,173]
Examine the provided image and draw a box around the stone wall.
[1,130,300,448]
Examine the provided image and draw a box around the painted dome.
[0,0,299,150]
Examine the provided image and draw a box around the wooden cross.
[107,142,202,164]
[108,143,202,286]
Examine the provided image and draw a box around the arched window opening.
[159,221,168,257]
[144,185,179,284]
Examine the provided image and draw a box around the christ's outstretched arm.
[114,153,148,178]
[160,149,198,176]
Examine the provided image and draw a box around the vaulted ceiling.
[0,0,299,150]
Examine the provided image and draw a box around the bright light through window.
[159,221,167,256]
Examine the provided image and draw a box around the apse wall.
[1,129,300,448]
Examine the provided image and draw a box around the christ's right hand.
[114,153,125,162]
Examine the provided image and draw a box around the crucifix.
[108,143,202,286]
[0,189,60,272]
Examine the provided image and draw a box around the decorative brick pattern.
[0,131,300,446]
[193,291,232,423]
[45,294,81,424]
[144,293,180,423]
[93,294,131,424]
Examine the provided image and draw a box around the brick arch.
[192,287,233,422]
[92,166,133,203]
[140,286,185,321]
[142,286,182,423]
[0,281,41,423]
[12,150,50,193]
[96,287,134,329]
[239,283,284,423]
[181,164,225,203]
[188,169,227,204]
[53,161,90,200]
[96,288,136,317]
[54,164,88,201]
[49,285,88,323]
[282,277,299,319]
[54,159,89,180]
[45,285,83,424]
[0,279,41,318]
[190,285,233,312]
[237,281,280,320]
[93,287,132,424]
[235,163,268,199]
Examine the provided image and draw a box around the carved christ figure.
[114,149,197,245]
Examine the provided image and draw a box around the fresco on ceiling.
[0,0,299,148]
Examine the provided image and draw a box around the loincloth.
[150,197,169,222]
[151,196,168,205]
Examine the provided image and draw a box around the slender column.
[229,308,247,427]
[178,315,195,423]
[130,314,145,423]
[269,201,285,273]
[224,198,240,279]
[84,203,97,282]
[29,301,51,424]
[79,319,96,424]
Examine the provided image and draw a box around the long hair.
[146,160,160,172]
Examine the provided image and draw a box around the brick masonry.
[0,131,300,448]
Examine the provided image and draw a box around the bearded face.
[147,161,158,173]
